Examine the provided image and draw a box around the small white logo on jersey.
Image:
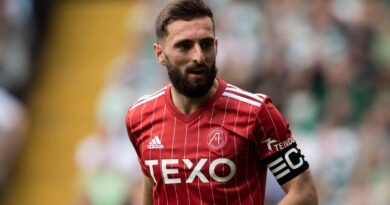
[147,136,164,149]
[207,128,228,150]
[262,138,277,151]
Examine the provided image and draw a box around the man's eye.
[177,42,192,50]
[200,40,214,50]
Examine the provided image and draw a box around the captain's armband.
[264,143,309,185]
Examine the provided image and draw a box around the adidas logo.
[147,136,164,149]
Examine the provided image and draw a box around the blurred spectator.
[0,0,52,99]
[74,124,141,205]
[0,0,51,201]
[0,0,34,99]
[347,93,390,205]
[0,88,28,196]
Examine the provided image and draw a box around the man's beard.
[166,58,217,98]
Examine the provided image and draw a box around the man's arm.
[143,176,154,205]
[279,169,318,205]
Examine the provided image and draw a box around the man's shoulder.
[126,86,168,116]
[221,83,270,110]
[212,82,272,138]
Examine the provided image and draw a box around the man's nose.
[191,44,206,64]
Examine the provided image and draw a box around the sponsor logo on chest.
[144,158,236,184]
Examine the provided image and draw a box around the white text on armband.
[144,158,236,184]
[266,145,309,184]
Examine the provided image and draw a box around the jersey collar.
[165,77,227,123]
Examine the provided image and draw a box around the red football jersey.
[126,78,308,205]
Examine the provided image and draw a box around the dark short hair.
[155,0,214,43]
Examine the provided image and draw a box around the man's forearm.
[279,169,318,205]
[143,176,154,205]
[278,186,318,205]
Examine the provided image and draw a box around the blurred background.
[0,0,389,205]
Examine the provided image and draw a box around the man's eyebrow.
[201,37,215,41]
[172,36,215,48]
[200,37,215,45]
[173,39,193,46]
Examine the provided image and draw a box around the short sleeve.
[254,98,296,160]
[253,98,309,184]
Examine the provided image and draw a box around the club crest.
[207,128,228,150]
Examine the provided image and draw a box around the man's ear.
[153,43,165,66]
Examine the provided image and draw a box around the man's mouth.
[187,66,207,75]
[189,69,205,74]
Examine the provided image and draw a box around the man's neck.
[171,79,219,115]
